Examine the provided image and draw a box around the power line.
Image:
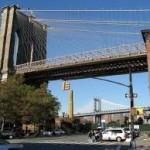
[48,27,140,35]
[34,19,150,26]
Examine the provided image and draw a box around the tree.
[124,116,129,125]
[24,83,61,130]
[135,117,144,125]
[0,75,25,130]
[0,75,61,131]
[107,120,120,128]
[144,114,150,122]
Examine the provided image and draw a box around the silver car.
[53,129,65,135]
[102,128,128,142]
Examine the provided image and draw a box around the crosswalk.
[42,140,122,145]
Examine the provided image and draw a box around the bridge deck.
[15,43,147,83]
[74,107,150,117]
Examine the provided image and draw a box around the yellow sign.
[62,81,70,90]
[136,108,144,115]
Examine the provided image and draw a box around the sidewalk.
[132,134,150,149]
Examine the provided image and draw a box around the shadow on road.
[23,143,130,150]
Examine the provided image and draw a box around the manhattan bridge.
[0,5,150,116]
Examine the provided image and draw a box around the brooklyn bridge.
[0,5,150,116]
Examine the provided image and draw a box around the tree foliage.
[107,120,120,128]
[135,117,144,125]
[0,75,60,131]
[24,83,61,129]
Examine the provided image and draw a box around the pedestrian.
[88,130,92,143]
[91,130,96,142]
[95,130,100,142]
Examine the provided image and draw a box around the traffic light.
[62,81,70,90]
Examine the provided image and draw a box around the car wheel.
[116,137,121,142]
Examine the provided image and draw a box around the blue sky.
[0,0,150,115]
[0,0,149,10]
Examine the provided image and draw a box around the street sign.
[62,81,70,90]
[125,93,137,98]
[125,93,129,98]
[133,93,137,98]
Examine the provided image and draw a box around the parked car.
[0,130,16,139]
[0,138,24,150]
[134,128,140,138]
[42,130,53,136]
[102,128,128,142]
[0,129,25,139]
[123,127,140,138]
[53,129,65,135]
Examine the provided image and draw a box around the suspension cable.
[19,9,150,12]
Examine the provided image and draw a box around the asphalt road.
[22,143,131,150]
[8,134,150,150]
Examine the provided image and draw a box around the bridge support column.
[97,115,102,126]
[93,98,101,124]
[0,5,18,81]
[0,6,9,71]
[141,29,150,98]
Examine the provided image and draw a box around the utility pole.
[129,68,134,148]
[93,67,136,148]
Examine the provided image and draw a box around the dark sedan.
[0,129,25,139]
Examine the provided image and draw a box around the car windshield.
[134,129,139,132]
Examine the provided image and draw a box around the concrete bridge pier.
[0,5,18,81]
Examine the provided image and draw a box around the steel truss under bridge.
[74,107,150,117]
[14,42,147,82]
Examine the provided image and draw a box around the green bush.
[140,124,150,131]
[91,123,99,129]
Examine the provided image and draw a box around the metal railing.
[15,42,146,74]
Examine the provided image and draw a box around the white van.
[102,128,128,142]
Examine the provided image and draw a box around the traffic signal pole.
[93,67,135,148]
[129,68,135,148]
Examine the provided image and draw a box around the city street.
[7,134,150,150]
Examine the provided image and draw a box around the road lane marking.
[43,140,118,145]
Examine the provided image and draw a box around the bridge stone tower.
[0,5,47,81]
[68,90,74,119]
